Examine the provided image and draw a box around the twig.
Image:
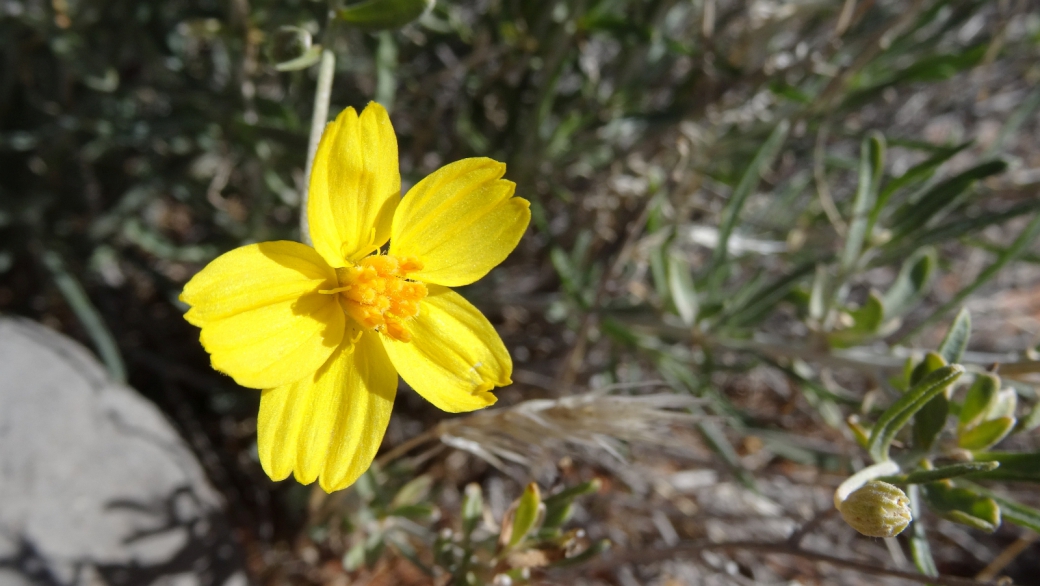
[997,360,1040,376]
[374,424,442,468]
[567,539,1002,586]
[701,0,715,40]
[833,0,857,37]
[786,507,838,546]
[975,531,1037,582]
[300,41,337,245]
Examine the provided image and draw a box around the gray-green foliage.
[3,0,1040,583]
[336,464,604,584]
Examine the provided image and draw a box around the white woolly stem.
[301,44,336,245]
[834,460,901,509]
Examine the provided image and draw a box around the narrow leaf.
[338,0,433,30]
[890,160,1008,238]
[902,212,1040,340]
[707,120,790,287]
[841,132,885,271]
[508,483,543,548]
[1015,402,1040,434]
[878,461,999,485]
[922,482,1001,533]
[907,485,938,578]
[963,483,1040,534]
[912,392,948,452]
[41,250,126,383]
[809,264,827,322]
[723,260,820,328]
[910,352,947,387]
[958,417,1015,450]
[274,45,323,72]
[959,373,1000,432]
[869,365,964,461]
[876,141,971,208]
[969,452,1040,483]
[390,475,432,509]
[882,248,936,317]
[878,199,1040,266]
[829,290,885,347]
[543,479,601,508]
[667,252,698,326]
[698,421,756,489]
[937,308,971,364]
[986,388,1018,420]
[850,290,885,332]
[462,483,483,536]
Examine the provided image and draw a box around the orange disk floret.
[326,254,427,341]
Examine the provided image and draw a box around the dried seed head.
[838,480,912,538]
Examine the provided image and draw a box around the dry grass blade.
[437,392,703,470]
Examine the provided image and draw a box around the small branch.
[567,540,1000,586]
[786,507,838,547]
[998,359,1040,376]
[374,425,442,468]
[300,44,337,245]
[833,0,857,37]
[976,531,1037,582]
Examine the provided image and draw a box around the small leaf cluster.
[268,0,431,72]
[847,310,1040,541]
[435,480,607,585]
[330,465,605,585]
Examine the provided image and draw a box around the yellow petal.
[257,331,397,492]
[381,285,511,413]
[181,241,335,325]
[389,158,530,287]
[308,102,400,267]
[181,241,344,389]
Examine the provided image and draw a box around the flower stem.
[301,44,336,245]
[833,460,900,508]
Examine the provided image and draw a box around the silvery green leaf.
[274,45,323,71]
[958,373,999,432]
[958,416,1015,451]
[937,308,971,364]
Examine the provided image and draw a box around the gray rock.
[0,318,248,586]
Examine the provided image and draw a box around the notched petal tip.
[309,103,401,267]
[382,286,512,414]
[390,158,529,287]
[361,100,390,119]
[256,332,397,493]
[470,384,499,408]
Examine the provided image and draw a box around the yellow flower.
[180,102,530,492]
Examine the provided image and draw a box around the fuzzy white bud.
[838,480,912,538]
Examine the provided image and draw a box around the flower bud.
[838,480,912,538]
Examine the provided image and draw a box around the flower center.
[319,254,427,342]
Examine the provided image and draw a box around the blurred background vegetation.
[3,0,1040,584]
